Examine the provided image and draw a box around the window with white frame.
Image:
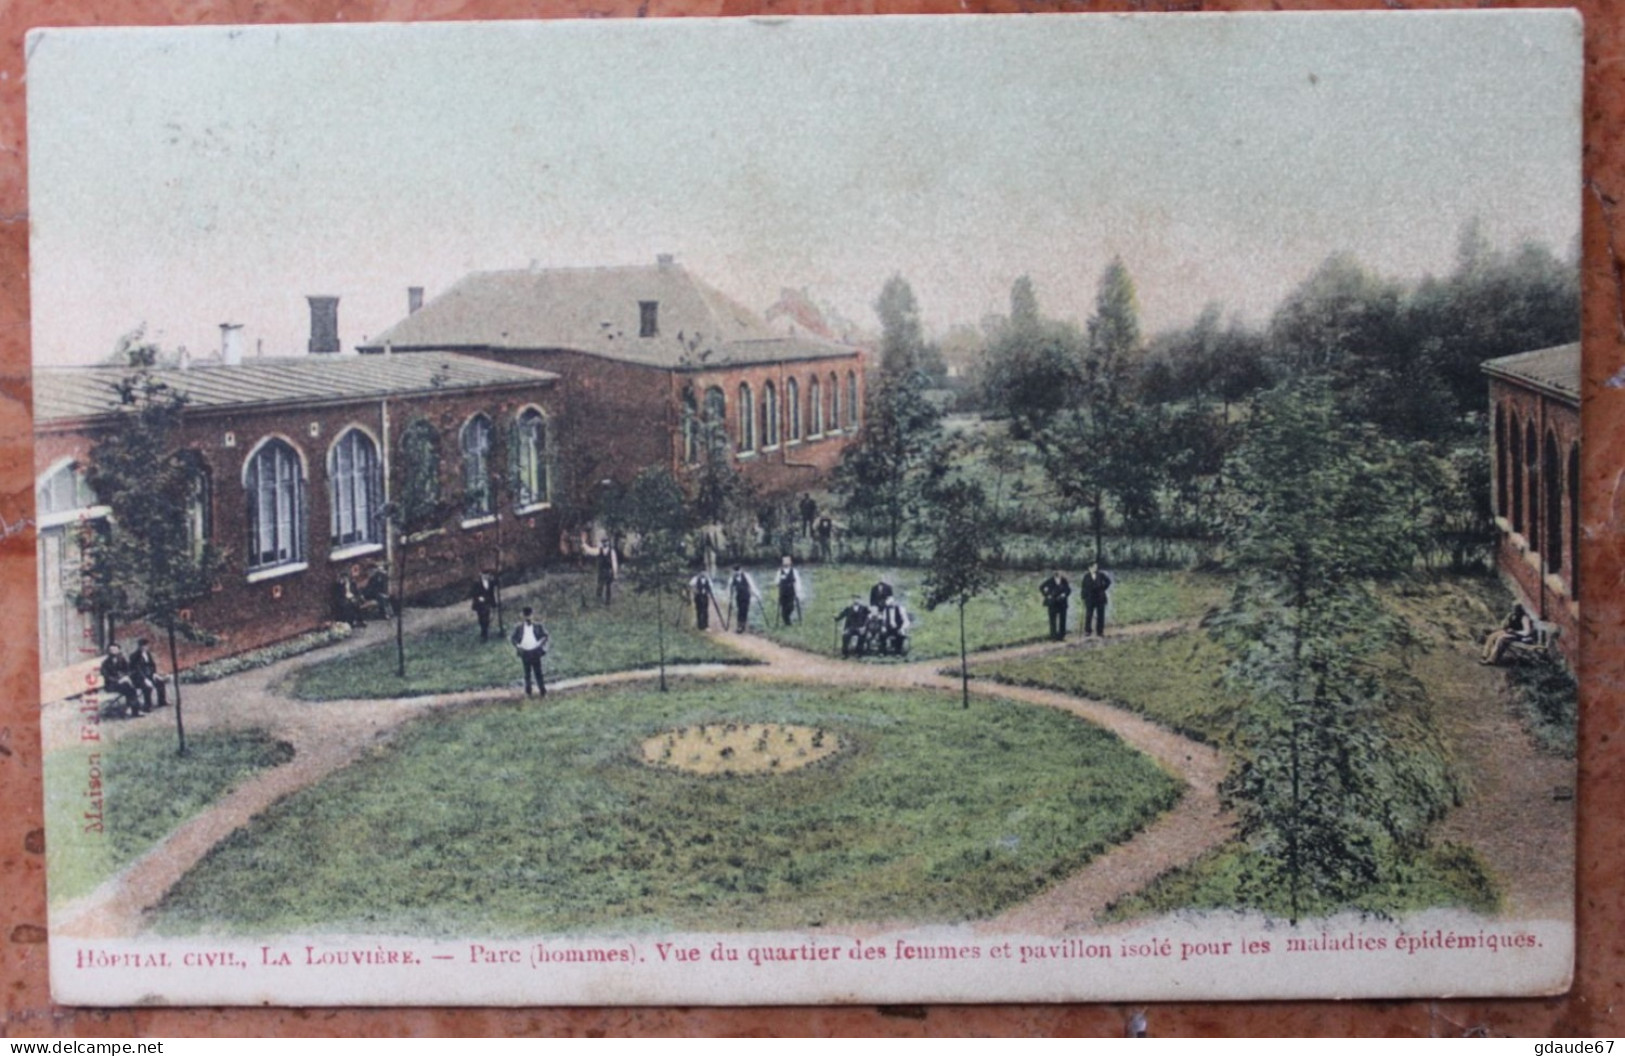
[514,408,552,509]
[462,414,494,519]
[738,382,755,453]
[245,438,306,570]
[763,380,779,447]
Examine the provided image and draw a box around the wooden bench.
[1504,620,1562,663]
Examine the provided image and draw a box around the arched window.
[704,386,728,455]
[245,438,306,570]
[329,428,381,548]
[809,376,823,436]
[848,371,860,429]
[1525,421,1540,552]
[787,378,801,442]
[1510,412,1524,533]
[762,381,779,448]
[737,382,755,453]
[682,389,700,464]
[1545,430,1563,576]
[1569,443,1581,599]
[177,450,213,561]
[514,408,551,509]
[829,371,841,431]
[399,418,441,528]
[1494,406,1508,519]
[461,414,494,519]
[36,461,107,670]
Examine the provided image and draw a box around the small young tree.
[833,368,943,561]
[81,351,222,755]
[387,417,452,678]
[611,467,692,692]
[922,479,1002,709]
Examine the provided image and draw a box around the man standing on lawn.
[776,555,803,626]
[729,565,760,633]
[1039,569,1072,641]
[510,606,550,696]
[1080,562,1113,638]
[690,570,717,631]
[471,569,499,641]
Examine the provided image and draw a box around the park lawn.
[748,563,1225,661]
[45,729,293,905]
[289,577,754,701]
[152,680,1183,936]
[974,629,1247,745]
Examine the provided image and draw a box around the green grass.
[151,680,1183,936]
[1104,840,1500,922]
[289,574,753,701]
[975,629,1247,745]
[45,729,294,905]
[751,564,1226,661]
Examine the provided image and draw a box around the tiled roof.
[35,353,559,425]
[363,262,862,368]
[1482,343,1580,404]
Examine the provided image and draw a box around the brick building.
[35,352,562,697]
[360,257,867,500]
[1483,343,1580,664]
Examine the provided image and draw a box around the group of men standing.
[1039,563,1113,641]
[98,638,169,717]
[687,556,805,633]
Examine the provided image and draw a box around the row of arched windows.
[683,369,861,463]
[241,409,552,573]
[1494,404,1580,599]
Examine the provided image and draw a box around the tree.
[875,274,927,376]
[1034,258,1157,562]
[384,417,454,678]
[833,367,943,561]
[683,407,757,566]
[922,479,1001,709]
[81,349,222,755]
[606,467,692,692]
[1212,379,1453,921]
[981,276,1084,435]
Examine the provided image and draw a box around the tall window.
[848,370,860,429]
[1510,412,1524,533]
[682,389,700,464]
[809,376,822,436]
[737,382,755,453]
[829,371,841,431]
[1569,443,1581,599]
[245,438,306,570]
[514,408,551,508]
[787,378,801,442]
[763,381,779,448]
[1494,406,1508,518]
[399,418,441,528]
[177,450,213,561]
[704,386,728,455]
[329,428,381,548]
[1545,430,1563,576]
[36,461,106,670]
[1525,422,1540,552]
[462,414,493,519]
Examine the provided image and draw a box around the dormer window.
[639,301,659,338]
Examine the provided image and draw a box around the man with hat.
[510,606,551,696]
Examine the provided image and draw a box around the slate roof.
[1482,343,1581,404]
[362,262,862,369]
[35,353,560,425]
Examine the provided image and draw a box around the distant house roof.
[35,353,559,426]
[1482,343,1580,405]
[362,261,862,369]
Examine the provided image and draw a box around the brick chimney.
[408,286,424,315]
[307,296,340,355]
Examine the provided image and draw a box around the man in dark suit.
[869,577,894,610]
[130,637,168,711]
[835,596,870,657]
[690,571,717,630]
[510,606,551,696]
[99,644,142,716]
[1039,570,1072,641]
[471,569,499,640]
[1081,562,1114,638]
[729,566,759,634]
[880,595,911,656]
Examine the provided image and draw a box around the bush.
[181,623,352,684]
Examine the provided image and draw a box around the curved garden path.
[47,617,1229,939]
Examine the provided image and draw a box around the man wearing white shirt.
[510,606,551,696]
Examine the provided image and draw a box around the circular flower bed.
[640,721,842,776]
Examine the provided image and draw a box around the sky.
[26,11,1582,365]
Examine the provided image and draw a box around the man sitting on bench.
[1481,602,1536,665]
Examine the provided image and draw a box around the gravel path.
[48,613,1227,939]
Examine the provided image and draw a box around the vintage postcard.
[29,12,1581,1005]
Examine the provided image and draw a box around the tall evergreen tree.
[874,274,927,376]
